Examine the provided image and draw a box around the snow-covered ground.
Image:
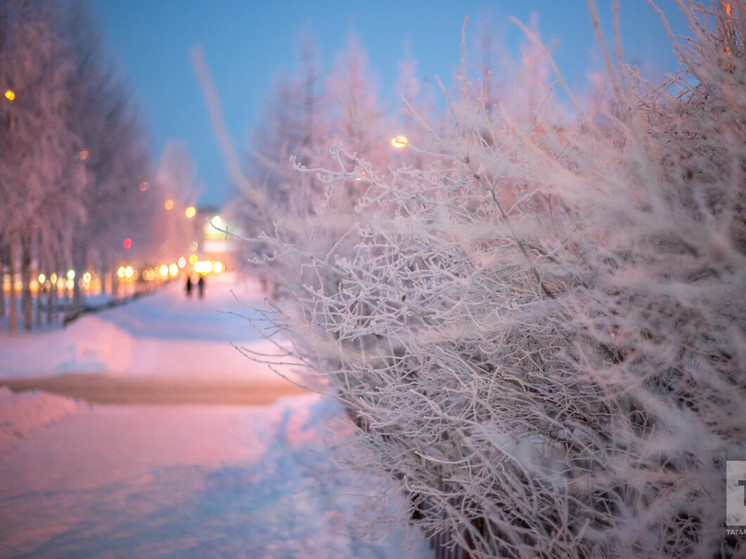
[0,275,288,380]
[0,275,430,558]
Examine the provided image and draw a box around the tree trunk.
[21,231,32,331]
[72,247,85,315]
[46,272,53,324]
[50,267,59,323]
[0,243,5,319]
[35,255,44,328]
[8,239,17,335]
[100,259,107,296]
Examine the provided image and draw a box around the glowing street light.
[4,89,15,101]
[193,261,213,274]
[164,199,174,211]
[391,135,408,149]
[185,206,196,219]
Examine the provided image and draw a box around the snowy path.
[0,276,430,558]
[0,274,293,382]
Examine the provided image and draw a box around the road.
[0,372,308,406]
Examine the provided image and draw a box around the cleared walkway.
[0,372,307,405]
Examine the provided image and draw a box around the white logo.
[727,461,746,527]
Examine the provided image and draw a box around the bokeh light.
[193,261,213,274]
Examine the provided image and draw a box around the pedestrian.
[186,275,193,297]
[197,274,205,298]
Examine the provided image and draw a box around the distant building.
[196,207,240,272]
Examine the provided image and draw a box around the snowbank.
[0,386,87,451]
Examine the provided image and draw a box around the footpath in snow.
[0,274,430,558]
[0,274,291,381]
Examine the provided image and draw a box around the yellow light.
[4,89,15,101]
[211,215,223,228]
[391,135,408,149]
[38,273,46,284]
[213,261,224,273]
[83,272,91,283]
[177,256,187,268]
[117,266,126,279]
[189,241,199,252]
[165,199,174,211]
[169,263,178,277]
[185,206,196,218]
[194,261,213,274]
[50,273,57,283]
[67,269,75,280]
[124,266,133,279]
[159,264,169,277]
[189,253,198,265]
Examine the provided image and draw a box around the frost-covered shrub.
[248,2,746,557]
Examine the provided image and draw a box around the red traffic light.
[123,238,132,249]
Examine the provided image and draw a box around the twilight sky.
[87,1,691,208]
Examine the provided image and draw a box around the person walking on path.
[197,275,205,298]
[186,276,193,297]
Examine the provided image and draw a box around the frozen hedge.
[245,2,745,557]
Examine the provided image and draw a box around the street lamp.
[391,135,408,149]
[4,89,15,101]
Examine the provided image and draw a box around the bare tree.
[0,0,158,329]
[58,0,156,314]
[0,0,84,332]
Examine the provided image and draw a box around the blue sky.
[87,1,691,207]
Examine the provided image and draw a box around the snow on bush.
[244,2,745,557]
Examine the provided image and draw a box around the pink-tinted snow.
[0,274,293,380]
[0,275,430,558]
